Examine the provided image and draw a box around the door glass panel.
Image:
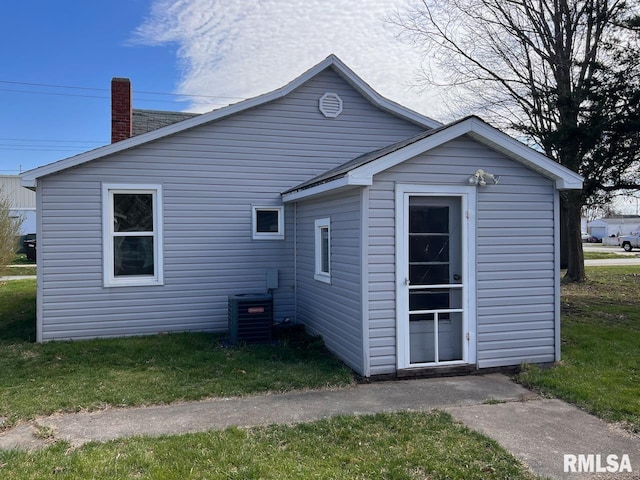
[409,204,451,286]
[409,314,435,363]
[409,289,462,311]
[409,290,450,311]
[409,264,449,285]
[438,313,463,361]
[409,206,448,233]
[409,235,449,262]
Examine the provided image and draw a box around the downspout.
[361,186,371,377]
[294,202,298,323]
[554,192,561,361]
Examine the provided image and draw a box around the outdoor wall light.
[468,169,500,186]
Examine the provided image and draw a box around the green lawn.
[0,279,37,343]
[0,411,538,480]
[0,279,538,478]
[582,251,632,260]
[517,266,640,432]
[0,280,353,427]
[10,253,36,265]
[1,254,36,278]
[3,267,637,475]
[4,266,36,276]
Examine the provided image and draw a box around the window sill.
[314,273,331,284]
[104,277,164,288]
[252,234,285,241]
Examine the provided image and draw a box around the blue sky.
[1,1,182,174]
[0,0,446,175]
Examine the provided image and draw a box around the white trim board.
[101,183,164,288]
[395,184,477,369]
[21,55,440,188]
[282,117,583,203]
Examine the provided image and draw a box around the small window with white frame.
[252,206,284,240]
[314,217,330,283]
[103,184,163,287]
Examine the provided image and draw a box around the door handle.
[453,274,461,282]
[405,277,410,286]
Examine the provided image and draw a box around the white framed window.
[252,206,284,240]
[102,184,163,287]
[314,217,331,283]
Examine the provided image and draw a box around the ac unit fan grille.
[228,293,273,344]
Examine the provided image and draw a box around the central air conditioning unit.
[228,293,273,344]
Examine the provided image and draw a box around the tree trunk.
[561,191,585,282]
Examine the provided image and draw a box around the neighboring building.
[21,55,582,377]
[588,216,640,240]
[0,174,36,235]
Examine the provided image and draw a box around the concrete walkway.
[0,264,36,281]
[583,244,640,266]
[585,258,640,266]
[1,374,638,479]
[0,275,36,281]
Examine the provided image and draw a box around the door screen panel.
[407,196,463,365]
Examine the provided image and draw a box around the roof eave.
[282,174,372,203]
[464,124,583,190]
[282,116,583,201]
[21,54,440,185]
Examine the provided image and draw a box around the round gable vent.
[319,92,343,118]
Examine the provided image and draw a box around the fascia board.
[351,117,583,190]
[281,121,473,202]
[465,122,583,190]
[21,55,439,186]
[281,116,583,204]
[281,175,370,203]
[20,62,331,187]
[350,120,474,180]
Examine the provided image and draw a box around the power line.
[0,79,245,100]
[0,137,106,143]
[0,144,102,148]
[0,87,237,105]
[0,88,108,100]
[0,80,105,92]
[0,147,93,152]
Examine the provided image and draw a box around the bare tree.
[392,0,640,281]
[0,187,23,278]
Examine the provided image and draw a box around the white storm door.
[396,185,476,369]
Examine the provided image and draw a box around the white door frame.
[395,184,477,369]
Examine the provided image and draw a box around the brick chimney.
[111,78,132,143]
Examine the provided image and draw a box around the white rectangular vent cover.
[319,92,343,118]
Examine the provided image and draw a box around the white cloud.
[132,0,445,118]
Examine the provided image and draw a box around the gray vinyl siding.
[38,67,423,341]
[367,136,557,374]
[295,189,363,373]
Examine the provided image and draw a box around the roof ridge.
[132,108,201,115]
